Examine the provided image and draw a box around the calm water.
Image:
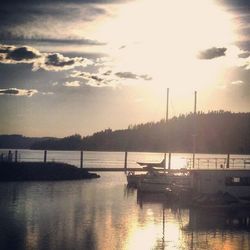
[1,151,250,249]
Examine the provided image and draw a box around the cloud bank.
[0,44,93,71]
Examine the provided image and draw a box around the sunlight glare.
[91,0,236,93]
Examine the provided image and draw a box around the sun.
[90,0,236,93]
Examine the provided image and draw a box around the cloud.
[0,44,93,71]
[1,0,130,4]
[115,71,152,80]
[63,81,80,87]
[115,72,138,79]
[0,32,106,46]
[197,47,227,59]
[238,51,250,58]
[34,52,92,71]
[231,80,244,85]
[0,88,38,96]
[70,69,152,87]
[0,4,108,49]
[0,45,41,63]
[0,4,107,28]
[70,71,116,87]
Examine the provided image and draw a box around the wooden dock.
[84,168,188,172]
[84,168,144,172]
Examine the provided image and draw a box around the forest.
[1,111,250,154]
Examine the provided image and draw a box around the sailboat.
[126,159,165,187]
[127,88,170,188]
[138,91,197,193]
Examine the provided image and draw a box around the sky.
[0,0,250,137]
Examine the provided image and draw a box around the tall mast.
[166,88,169,123]
[192,91,197,168]
[164,88,169,173]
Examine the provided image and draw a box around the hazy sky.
[0,0,250,137]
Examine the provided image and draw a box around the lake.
[0,150,250,249]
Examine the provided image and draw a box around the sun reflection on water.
[1,174,250,250]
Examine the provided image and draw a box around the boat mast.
[192,91,197,168]
[164,88,169,173]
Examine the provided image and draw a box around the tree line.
[1,111,250,153]
[31,111,250,153]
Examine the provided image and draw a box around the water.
[1,151,250,249]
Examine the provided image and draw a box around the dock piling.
[80,151,83,168]
[164,153,167,173]
[15,150,18,163]
[168,153,171,170]
[44,150,47,163]
[226,154,230,168]
[124,151,128,170]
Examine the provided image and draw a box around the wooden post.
[124,151,128,170]
[44,150,47,163]
[15,150,18,163]
[80,150,83,168]
[168,153,171,170]
[226,154,230,168]
[164,153,167,173]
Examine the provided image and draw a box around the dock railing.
[184,157,250,169]
[1,150,250,171]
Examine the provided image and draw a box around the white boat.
[138,170,191,193]
[126,160,165,187]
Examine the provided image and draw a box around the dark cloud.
[0,88,38,96]
[46,54,76,67]
[1,0,130,4]
[215,0,250,52]
[216,0,250,9]
[38,53,92,71]
[6,46,40,61]
[0,89,19,95]
[236,41,250,51]
[0,32,106,46]
[0,45,41,64]
[115,72,152,80]
[238,51,250,58]
[115,72,138,79]
[0,4,106,27]
[197,47,227,60]
[0,44,93,71]
[0,4,108,46]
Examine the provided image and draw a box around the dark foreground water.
[1,173,250,250]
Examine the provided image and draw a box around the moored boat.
[126,159,165,187]
[138,169,190,193]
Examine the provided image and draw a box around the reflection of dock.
[185,207,250,231]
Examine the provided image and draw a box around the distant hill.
[1,111,250,153]
[0,135,54,149]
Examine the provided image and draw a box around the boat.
[136,88,192,193]
[138,169,190,193]
[126,160,165,187]
[126,171,144,187]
